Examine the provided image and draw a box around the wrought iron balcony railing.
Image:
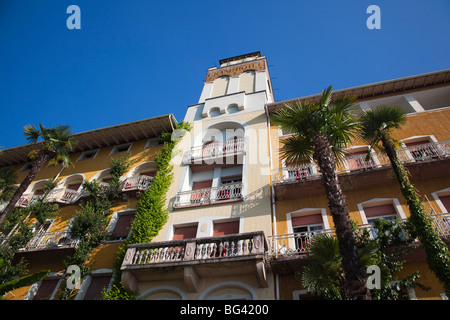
[268,213,450,258]
[173,182,243,208]
[272,140,450,184]
[183,137,246,164]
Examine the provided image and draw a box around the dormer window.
[78,149,99,161]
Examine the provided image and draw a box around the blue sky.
[0,0,449,149]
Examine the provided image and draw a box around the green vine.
[102,121,191,300]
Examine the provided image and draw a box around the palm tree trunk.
[381,135,450,295]
[0,151,51,225]
[313,134,371,300]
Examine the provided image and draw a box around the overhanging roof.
[266,69,450,113]
[0,114,178,168]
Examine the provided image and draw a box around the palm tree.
[0,124,77,224]
[359,105,450,295]
[272,86,371,300]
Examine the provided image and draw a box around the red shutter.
[68,183,81,191]
[34,189,45,195]
[213,221,239,236]
[83,275,112,300]
[140,171,155,177]
[173,225,198,240]
[439,195,450,212]
[364,204,396,218]
[33,278,59,300]
[292,215,323,227]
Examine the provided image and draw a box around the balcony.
[120,231,268,292]
[271,140,450,199]
[173,182,243,208]
[183,137,246,171]
[268,213,450,274]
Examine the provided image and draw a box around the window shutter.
[68,183,81,191]
[33,278,59,300]
[173,225,198,240]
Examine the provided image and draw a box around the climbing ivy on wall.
[102,121,191,300]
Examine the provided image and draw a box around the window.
[345,150,374,171]
[77,149,99,161]
[145,138,161,149]
[20,163,33,172]
[111,143,132,155]
[108,211,136,240]
[364,204,398,238]
[291,214,324,253]
[218,176,242,200]
[438,195,450,212]
[190,180,213,204]
[67,183,82,191]
[173,224,198,240]
[213,220,240,236]
[32,278,60,300]
[404,139,439,161]
[286,162,312,180]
